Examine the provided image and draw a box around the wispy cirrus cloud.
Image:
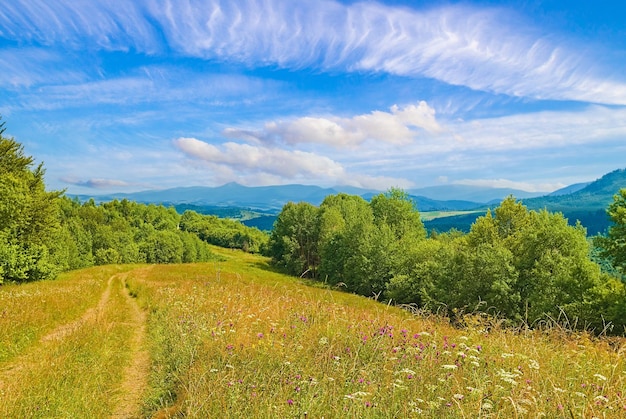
[0,48,86,88]
[0,1,159,52]
[224,101,441,148]
[147,0,626,104]
[2,0,625,104]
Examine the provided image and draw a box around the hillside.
[74,183,523,214]
[524,168,626,212]
[71,169,626,235]
[425,168,626,235]
[1,251,624,417]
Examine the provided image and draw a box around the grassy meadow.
[1,247,625,418]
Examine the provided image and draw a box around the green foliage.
[180,210,269,254]
[594,189,626,274]
[271,192,626,334]
[0,121,62,283]
[268,202,320,277]
[0,122,227,282]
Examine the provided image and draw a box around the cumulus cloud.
[173,137,412,189]
[224,101,441,148]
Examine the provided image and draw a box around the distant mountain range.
[74,181,547,212]
[425,169,626,235]
[72,168,626,235]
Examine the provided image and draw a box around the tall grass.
[1,249,624,417]
[0,266,144,418]
[0,265,131,363]
[130,248,626,418]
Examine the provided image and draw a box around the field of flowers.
[130,248,626,418]
[1,247,624,417]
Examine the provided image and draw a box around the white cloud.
[146,0,626,104]
[0,48,85,88]
[0,1,159,52]
[224,101,441,148]
[455,178,565,193]
[60,177,133,189]
[2,1,625,104]
[173,137,412,189]
[446,105,626,152]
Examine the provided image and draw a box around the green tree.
[594,189,626,274]
[317,194,374,291]
[370,188,426,241]
[268,202,320,277]
[0,121,62,282]
[140,230,184,264]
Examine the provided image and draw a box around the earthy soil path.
[0,269,151,418]
[110,274,150,419]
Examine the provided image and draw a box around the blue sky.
[1,0,625,194]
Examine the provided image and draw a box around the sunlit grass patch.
[0,265,133,363]
[131,252,625,418]
[0,270,144,418]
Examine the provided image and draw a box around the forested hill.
[524,168,626,211]
[426,168,626,235]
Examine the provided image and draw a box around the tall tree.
[0,119,62,282]
[268,202,320,277]
[594,189,626,275]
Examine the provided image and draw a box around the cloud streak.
[60,177,133,189]
[2,0,624,104]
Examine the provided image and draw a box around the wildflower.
[453,394,464,400]
[318,337,329,345]
[287,399,294,406]
[442,364,458,370]
[528,359,540,370]
[593,374,607,381]
[257,332,264,339]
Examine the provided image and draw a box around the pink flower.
[287,399,294,406]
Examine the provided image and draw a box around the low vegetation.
[2,117,626,416]
[1,252,624,417]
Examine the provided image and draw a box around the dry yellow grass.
[1,248,624,418]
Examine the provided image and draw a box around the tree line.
[0,120,268,284]
[268,188,626,333]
